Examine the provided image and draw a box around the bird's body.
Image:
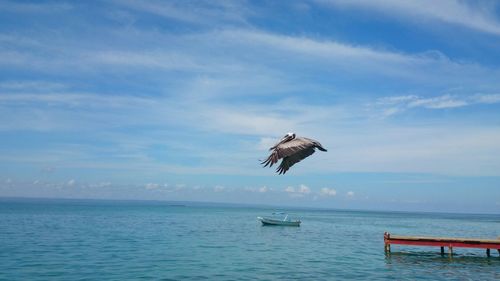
[261,133,327,174]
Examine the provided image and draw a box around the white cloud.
[114,0,250,26]
[214,185,225,192]
[145,183,159,190]
[473,94,500,104]
[220,29,412,65]
[259,186,269,193]
[7,25,494,87]
[89,182,112,188]
[0,1,73,13]
[0,93,154,109]
[346,191,355,197]
[0,5,499,179]
[330,125,500,176]
[375,93,500,116]
[319,0,500,36]
[0,80,66,91]
[2,90,500,177]
[283,185,311,198]
[91,50,207,72]
[408,95,468,109]
[258,137,277,151]
[298,184,311,194]
[289,193,305,198]
[377,95,419,104]
[41,166,56,173]
[197,105,296,136]
[320,187,337,196]
[67,179,76,186]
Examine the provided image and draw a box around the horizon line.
[1,196,499,216]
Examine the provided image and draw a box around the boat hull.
[257,217,301,227]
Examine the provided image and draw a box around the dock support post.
[384,243,391,253]
[384,232,391,254]
[440,247,444,255]
[448,246,453,257]
[486,249,490,257]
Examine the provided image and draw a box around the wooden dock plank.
[389,235,500,244]
[384,232,500,255]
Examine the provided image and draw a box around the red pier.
[384,232,500,257]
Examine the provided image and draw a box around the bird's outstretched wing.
[261,138,314,168]
[276,147,316,174]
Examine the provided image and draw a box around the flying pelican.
[261,133,327,174]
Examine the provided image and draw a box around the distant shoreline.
[1,196,499,216]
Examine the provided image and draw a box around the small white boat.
[257,212,301,227]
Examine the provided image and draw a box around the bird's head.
[282,132,295,142]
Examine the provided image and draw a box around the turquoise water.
[1,198,499,280]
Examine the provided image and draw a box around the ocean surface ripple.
[1,198,499,280]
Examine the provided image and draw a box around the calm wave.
[1,198,499,280]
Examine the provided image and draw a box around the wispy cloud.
[258,186,269,193]
[375,93,500,116]
[0,80,66,91]
[0,1,73,13]
[284,184,312,198]
[113,0,251,26]
[0,92,155,108]
[320,187,337,196]
[319,0,500,35]
[2,87,500,177]
[91,50,208,71]
[4,23,498,89]
[213,185,225,192]
[1,1,500,183]
[217,29,414,64]
[145,183,159,190]
[299,184,311,194]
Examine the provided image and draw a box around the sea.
[1,198,499,280]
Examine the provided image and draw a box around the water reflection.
[385,251,500,266]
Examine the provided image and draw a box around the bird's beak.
[280,135,292,143]
[269,135,292,151]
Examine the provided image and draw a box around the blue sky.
[1,0,500,213]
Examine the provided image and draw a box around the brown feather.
[276,147,315,174]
